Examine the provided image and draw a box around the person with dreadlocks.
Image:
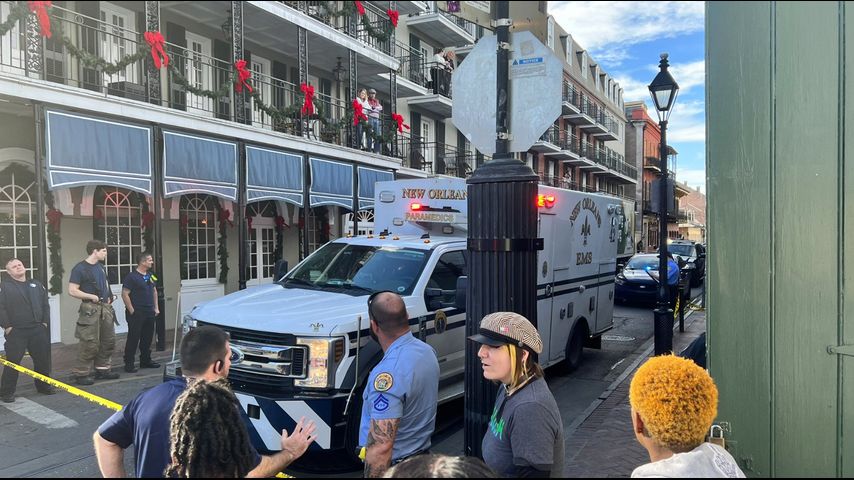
[469,312,565,477]
[93,325,316,477]
[166,378,255,478]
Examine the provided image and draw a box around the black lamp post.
[648,53,679,355]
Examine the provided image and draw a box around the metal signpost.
[453,2,562,458]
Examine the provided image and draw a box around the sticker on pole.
[510,57,546,79]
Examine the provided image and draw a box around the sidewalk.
[564,309,707,477]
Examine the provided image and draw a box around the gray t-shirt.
[481,377,565,477]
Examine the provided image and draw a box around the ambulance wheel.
[564,322,588,372]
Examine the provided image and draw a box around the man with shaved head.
[360,291,440,477]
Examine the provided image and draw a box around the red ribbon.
[142,211,155,230]
[46,208,63,232]
[275,215,289,229]
[300,83,315,116]
[144,31,169,69]
[234,60,253,93]
[387,9,399,27]
[93,208,103,221]
[247,216,253,231]
[352,99,368,125]
[218,209,234,229]
[391,113,410,133]
[179,214,189,232]
[28,1,52,39]
[355,1,365,15]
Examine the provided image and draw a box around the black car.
[615,253,689,306]
[667,240,706,287]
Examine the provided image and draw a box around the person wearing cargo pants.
[68,240,120,385]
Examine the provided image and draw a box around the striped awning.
[163,131,238,201]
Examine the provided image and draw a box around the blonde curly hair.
[629,354,718,452]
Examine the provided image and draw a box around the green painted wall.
[707,1,852,476]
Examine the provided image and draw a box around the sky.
[549,1,706,193]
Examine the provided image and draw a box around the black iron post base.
[653,305,674,355]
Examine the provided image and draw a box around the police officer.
[360,291,439,478]
[68,240,120,385]
[0,258,55,403]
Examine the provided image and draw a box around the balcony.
[547,132,580,161]
[390,1,429,15]
[644,156,662,171]
[405,61,453,117]
[375,41,430,98]
[395,137,473,177]
[592,114,620,141]
[562,81,581,116]
[407,6,476,47]
[578,102,609,135]
[564,96,596,125]
[531,125,561,154]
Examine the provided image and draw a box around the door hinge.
[827,344,854,357]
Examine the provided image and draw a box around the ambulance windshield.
[282,243,429,296]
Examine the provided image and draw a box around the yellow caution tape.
[0,356,123,411]
[0,356,295,477]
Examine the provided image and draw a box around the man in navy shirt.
[93,325,317,478]
[121,252,160,373]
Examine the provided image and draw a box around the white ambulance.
[171,177,625,463]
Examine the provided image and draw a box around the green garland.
[214,201,229,284]
[358,14,394,42]
[0,2,28,37]
[43,189,64,295]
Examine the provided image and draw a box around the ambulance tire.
[342,384,367,469]
[564,321,588,372]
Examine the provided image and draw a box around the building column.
[33,104,47,286]
[231,1,246,124]
[237,141,248,290]
[151,125,167,348]
[347,11,359,149]
[298,27,309,137]
[144,1,162,104]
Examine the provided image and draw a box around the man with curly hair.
[629,354,745,478]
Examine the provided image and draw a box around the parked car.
[615,253,689,306]
[668,240,706,287]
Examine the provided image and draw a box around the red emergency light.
[410,203,423,211]
[536,194,556,209]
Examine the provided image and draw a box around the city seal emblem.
[435,310,448,334]
[374,372,394,392]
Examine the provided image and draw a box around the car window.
[427,250,467,306]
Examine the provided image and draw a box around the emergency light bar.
[537,194,556,208]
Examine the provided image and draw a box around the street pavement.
[0,289,706,477]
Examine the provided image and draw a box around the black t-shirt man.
[69,261,111,302]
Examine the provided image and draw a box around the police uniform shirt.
[359,331,440,462]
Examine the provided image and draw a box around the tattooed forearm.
[364,418,399,477]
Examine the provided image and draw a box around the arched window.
[180,194,217,281]
[0,168,38,274]
[94,187,142,284]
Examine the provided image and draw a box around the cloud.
[675,167,706,193]
[550,2,704,60]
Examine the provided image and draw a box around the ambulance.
[169,177,626,463]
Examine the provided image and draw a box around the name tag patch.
[374,393,390,412]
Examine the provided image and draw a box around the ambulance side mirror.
[274,260,289,280]
[455,276,468,311]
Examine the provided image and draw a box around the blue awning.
[246,146,304,207]
[358,167,394,210]
[45,110,152,194]
[163,131,238,201]
[310,158,353,209]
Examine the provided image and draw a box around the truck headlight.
[295,337,344,389]
[182,315,197,335]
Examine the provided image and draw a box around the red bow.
[93,208,103,221]
[391,113,410,133]
[46,208,63,232]
[142,211,156,230]
[144,31,169,69]
[300,83,315,116]
[247,216,253,230]
[352,99,368,125]
[179,214,189,232]
[218,209,234,229]
[355,1,365,15]
[28,1,52,39]
[234,60,253,93]
[387,9,399,27]
[275,216,290,229]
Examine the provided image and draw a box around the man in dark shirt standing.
[121,252,160,373]
[68,240,119,385]
[0,258,55,403]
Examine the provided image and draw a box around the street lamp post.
[648,53,679,355]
